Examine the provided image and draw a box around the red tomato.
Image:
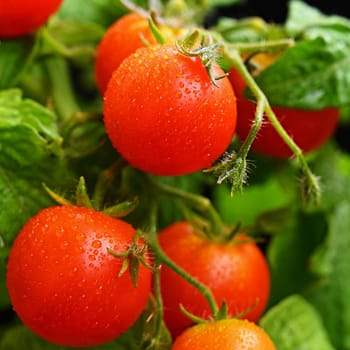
[94,12,157,93]
[103,44,237,176]
[6,205,152,347]
[158,221,270,338]
[229,67,339,159]
[94,12,183,93]
[0,0,63,38]
[171,318,276,350]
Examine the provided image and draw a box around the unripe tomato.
[103,44,237,176]
[0,0,63,38]
[6,205,152,347]
[229,56,339,159]
[171,318,276,350]
[158,222,270,338]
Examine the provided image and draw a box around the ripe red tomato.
[6,205,152,347]
[158,221,270,338]
[0,0,63,38]
[94,12,157,93]
[103,44,237,176]
[171,318,276,350]
[229,65,339,159]
[94,12,183,93]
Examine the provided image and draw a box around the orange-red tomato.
[6,205,152,347]
[94,12,158,93]
[158,222,270,338]
[229,66,339,159]
[103,44,237,176]
[171,318,276,350]
[0,0,63,38]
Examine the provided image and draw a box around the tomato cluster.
[6,5,340,349]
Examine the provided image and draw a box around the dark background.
[215,0,350,22]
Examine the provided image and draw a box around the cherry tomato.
[103,44,237,176]
[6,205,152,347]
[94,12,157,93]
[229,66,339,159]
[158,221,270,338]
[171,318,276,350]
[0,0,63,38]
[94,12,183,93]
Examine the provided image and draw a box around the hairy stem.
[146,201,220,321]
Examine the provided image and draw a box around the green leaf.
[260,294,335,350]
[0,260,10,309]
[43,19,105,66]
[254,36,350,109]
[55,0,128,28]
[286,0,350,36]
[309,144,350,211]
[306,200,350,349]
[212,174,294,229]
[0,36,38,89]
[0,89,72,251]
[267,210,328,306]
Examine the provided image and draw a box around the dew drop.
[92,240,102,249]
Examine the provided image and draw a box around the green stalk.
[220,45,321,204]
[147,175,224,238]
[146,201,220,322]
[44,55,81,134]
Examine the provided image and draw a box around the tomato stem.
[210,42,321,204]
[147,175,224,238]
[146,200,220,322]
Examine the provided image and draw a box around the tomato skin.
[0,0,63,38]
[171,318,276,350]
[229,68,339,158]
[158,222,270,338]
[103,44,237,176]
[94,12,157,93]
[6,205,152,347]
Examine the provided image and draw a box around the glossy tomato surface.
[171,318,276,350]
[229,68,339,158]
[103,44,237,176]
[6,205,152,347]
[0,0,63,38]
[94,12,157,93]
[158,221,270,338]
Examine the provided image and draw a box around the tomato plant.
[158,221,270,338]
[6,205,152,347]
[103,43,237,176]
[228,60,340,159]
[171,318,276,349]
[2,1,350,349]
[0,0,63,38]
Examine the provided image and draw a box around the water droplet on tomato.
[92,240,102,249]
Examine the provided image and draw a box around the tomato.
[94,12,156,93]
[171,318,276,350]
[229,62,339,159]
[158,221,270,338]
[6,205,152,347]
[0,0,63,38]
[103,44,237,176]
[94,12,183,93]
